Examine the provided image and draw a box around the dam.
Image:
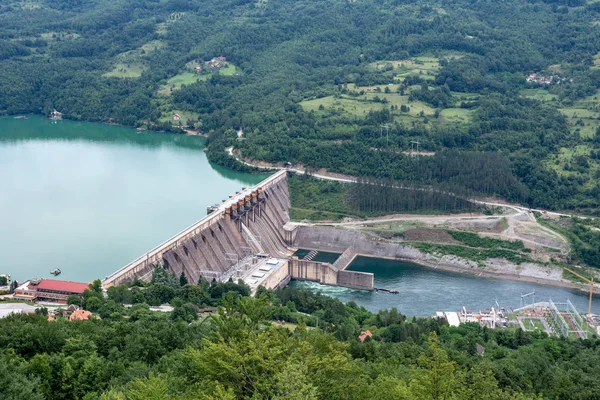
[103,170,374,292]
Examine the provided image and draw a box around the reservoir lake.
[0,116,265,283]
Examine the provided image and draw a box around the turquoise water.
[292,249,341,263]
[290,256,600,316]
[0,116,267,283]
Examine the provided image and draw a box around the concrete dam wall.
[103,170,293,287]
[103,170,374,292]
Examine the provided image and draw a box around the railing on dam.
[102,169,288,287]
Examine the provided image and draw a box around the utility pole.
[380,124,391,146]
[410,140,420,157]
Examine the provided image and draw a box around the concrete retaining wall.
[289,259,338,285]
[337,270,374,290]
[261,260,291,290]
[288,257,374,290]
[293,225,424,262]
[332,247,358,271]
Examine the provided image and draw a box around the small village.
[193,55,228,74]
[526,72,573,85]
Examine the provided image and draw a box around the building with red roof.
[70,309,93,321]
[358,330,373,342]
[14,279,89,304]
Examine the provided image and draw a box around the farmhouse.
[358,330,373,342]
[173,113,181,121]
[207,56,228,69]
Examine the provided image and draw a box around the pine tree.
[180,272,188,286]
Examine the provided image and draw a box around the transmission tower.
[520,291,535,308]
[380,124,391,146]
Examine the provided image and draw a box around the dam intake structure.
[103,170,374,292]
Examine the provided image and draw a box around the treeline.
[3,269,600,399]
[346,177,477,214]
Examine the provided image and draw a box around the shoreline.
[393,256,599,295]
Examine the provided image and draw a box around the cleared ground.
[301,54,475,127]
[103,41,165,79]
[159,64,239,94]
[103,63,145,78]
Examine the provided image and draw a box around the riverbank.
[405,254,597,294]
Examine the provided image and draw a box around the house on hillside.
[358,330,373,342]
[70,309,93,321]
[173,113,181,121]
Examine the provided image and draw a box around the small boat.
[50,268,61,276]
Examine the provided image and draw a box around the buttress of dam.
[161,173,294,284]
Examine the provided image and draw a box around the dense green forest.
[3,268,600,399]
[1,0,600,212]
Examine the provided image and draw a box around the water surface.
[0,116,266,282]
[290,256,600,316]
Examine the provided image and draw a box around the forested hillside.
[3,271,600,399]
[2,0,600,211]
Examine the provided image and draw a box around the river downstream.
[0,116,266,282]
[290,256,600,316]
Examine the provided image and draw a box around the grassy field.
[141,40,166,52]
[301,85,435,118]
[520,88,556,102]
[593,51,600,69]
[439,108,473,123]
[155,23,168,35]
[160,64,238,93]
[370,53,467,82]
[103,41,165,79]
[103,63,145,78]
[521,317,546,332]
[301,78,474,128]
[165,72,201,87]
[560,89,600,138]
[519,87,600,138]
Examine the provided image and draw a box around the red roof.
[358,330,373,342]
[35,279,89,294]
[70,309,93,321]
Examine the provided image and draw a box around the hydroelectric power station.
[102,170,374,292]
